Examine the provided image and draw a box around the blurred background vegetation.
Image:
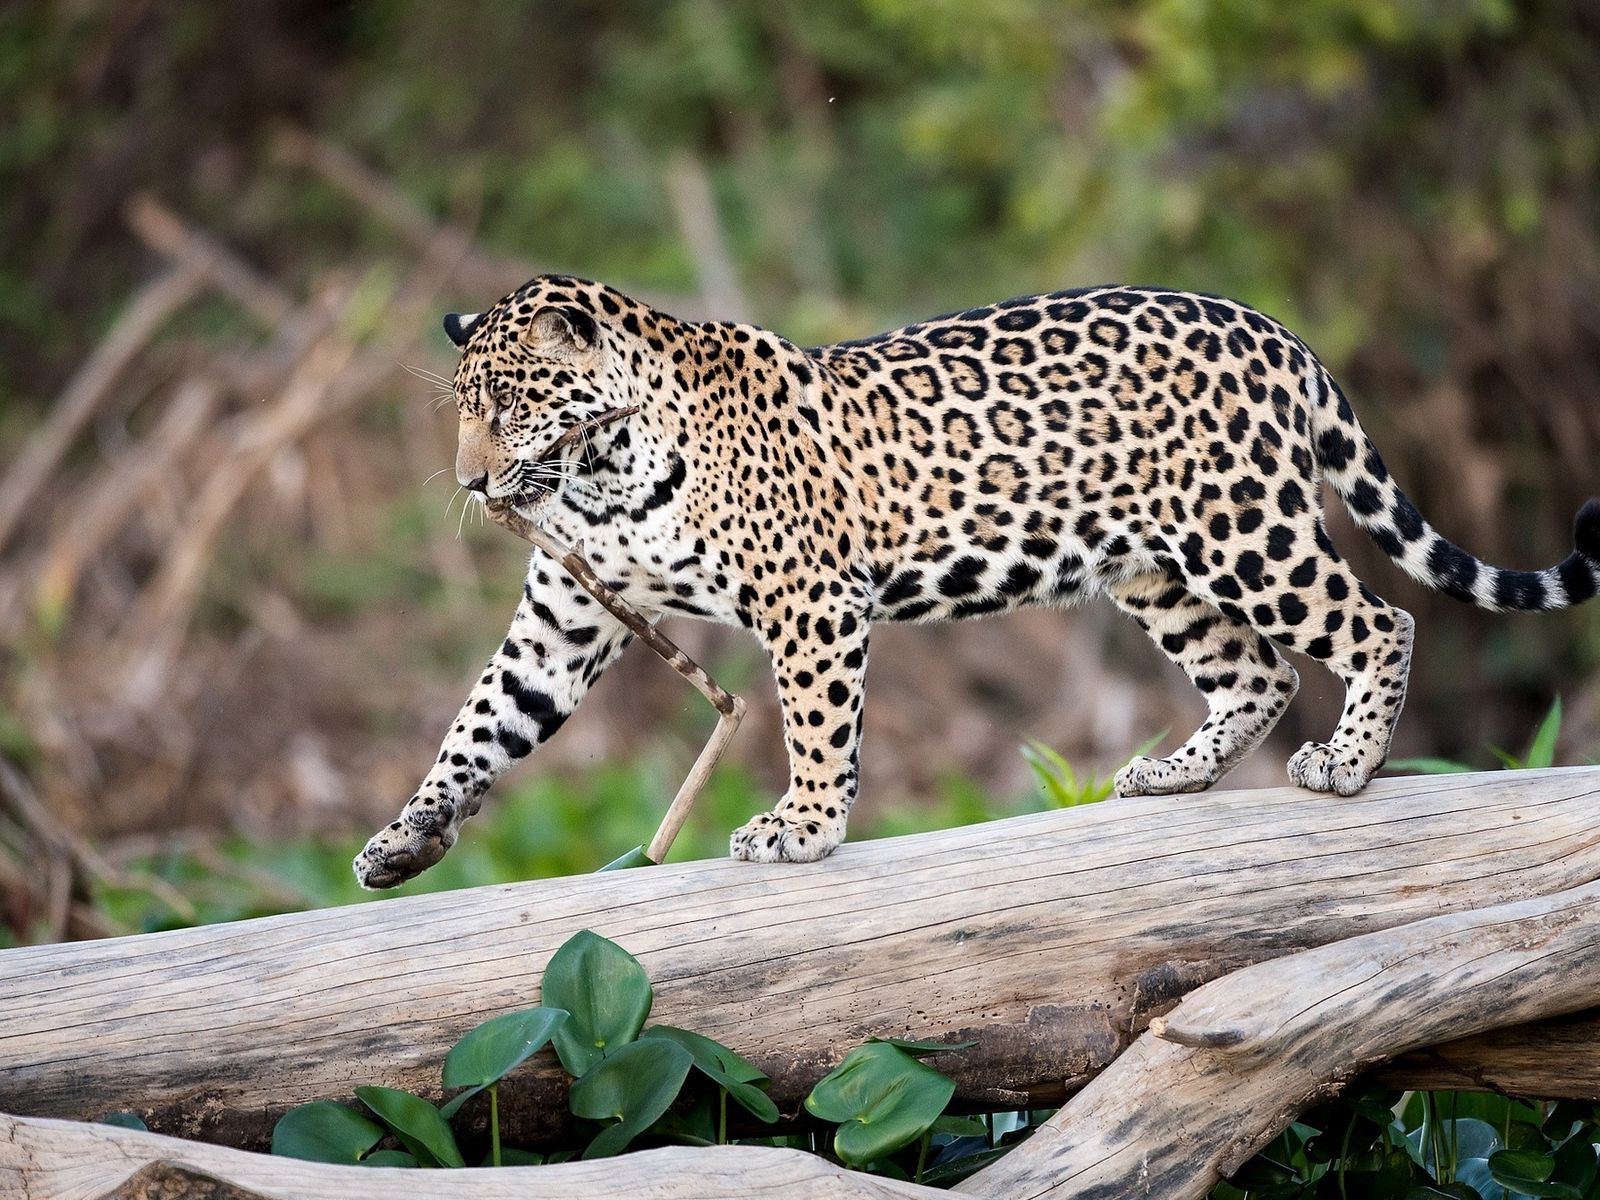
[2,0,1598,945]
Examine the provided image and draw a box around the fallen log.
[1,768,1596,1153]
[956,878,1600,1199]
[0,1116,944,1200]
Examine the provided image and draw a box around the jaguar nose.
[461,471,489,494]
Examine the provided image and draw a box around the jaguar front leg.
[731,600,871,864]
[354,547,635,888]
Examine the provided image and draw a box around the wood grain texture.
[0,1116,943,1200]
[955,879,1600,1199]
[1,769,1597,1152]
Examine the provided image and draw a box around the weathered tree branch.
[957,878,1600,1198]
[0,768,1595,1156]
[0,1116,945,1200]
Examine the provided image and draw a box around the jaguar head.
[444,276,642,517]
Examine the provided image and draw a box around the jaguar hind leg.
[1187,525,1416,797]
[1109,569,1300,796]
[1282,583,1415,796]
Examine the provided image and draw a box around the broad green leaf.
[867,1035,979,1058]
[271,1101,385,1164]
[641,1025,778,1124]
[543,931,653,1076]
[805,1042,956,1167]
[360,1150,419,1168]
[355,1086,465,1169]
[1488,1149,1580,1199]
[1457,1158,1508,1200]
[569,1037,693,1159]
[98,1112,149,1131]
[597,845,655,871]
[1524,697,1563,770]
[437,1085,482,1120]
[930,1115,988,1137]
[443,1007,568,1088]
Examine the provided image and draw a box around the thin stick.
[534,405,641,467]
[484,485,744,865]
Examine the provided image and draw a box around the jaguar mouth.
[506,483,556,514]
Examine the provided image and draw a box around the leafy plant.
[1022,732,1165,807]
[804,1042,957,1172]
[542,929,653,1076]
[569,1037,694,1159]
[439,1006,568,1164]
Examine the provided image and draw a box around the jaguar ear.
[532,306,597,351]
[442,312,483,349]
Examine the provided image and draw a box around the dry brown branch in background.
[123,194,297,328]
[31,377,221,627]
[0,263,207,557]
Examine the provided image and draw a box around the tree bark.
[0,769,1596,1154]
[955,878,1600,1199]
[0,1116,944,1200]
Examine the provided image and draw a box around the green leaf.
[1523,697,1563,770]
[271,1101,385,1164]
[640,1025,778,1124]
[930,1115,988,1137]
[1385,757,1475,775]
[569,1037,694,1159]
[443,1007,568,1089]
[804,1042,957,1167]
[597,845,655,871]
[867,1035,978,1058]
[98,1112,149,1131]
[355,1086,465,1169]
[1407,1185,1483,1200]
[360,1150,419,1168]
[437,1085,483,1120]
[1489,1149,1581,1198]
[543,931,653,1076]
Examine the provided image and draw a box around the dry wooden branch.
[269,125,712,318]
[0,264,206,558]
[0,1116,945,1200]
[123,195,296,328]
[958,879,1600,1199]
[1,768,1596,1151]
[31,378,221,625]
[482,427,745,864]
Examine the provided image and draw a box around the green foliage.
[1212,1085,1600,1200]
[97,1111,149,1132]
[569,1038,694,1159]
[804,1042,956,1169]
[542,930,653,1077]
[353,1086,465,1168]
[264,928,979,1176]
[640,1025,780,1126]
[1022,732,1165,807]
[270,1101,385,1165]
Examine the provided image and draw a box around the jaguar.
[353,275,1598,887]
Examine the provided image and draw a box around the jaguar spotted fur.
[353,276,1599,887]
